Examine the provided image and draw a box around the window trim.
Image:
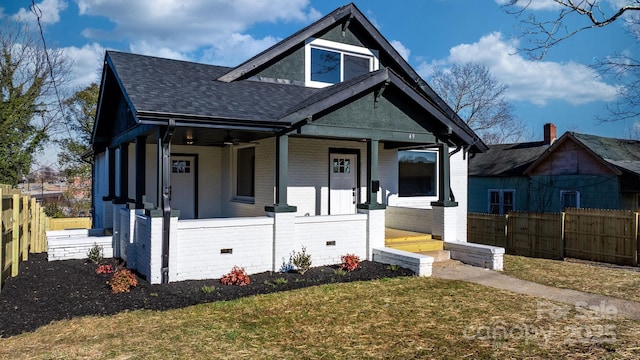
[304,38,379,88]
[232,145,255,204]
[488,189,516,215]
[560,190,580,209]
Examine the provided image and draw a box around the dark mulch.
[0,253,413,338]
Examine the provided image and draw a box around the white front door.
[170,155,196,219]
[329,153,357,214]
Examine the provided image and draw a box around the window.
[172,160,190,173]
[305,38,379,88]
[561,190,580,209]
[333,158,351,173]
[398,150,437,197]
[488,190,515,214]
[235,147,255,198]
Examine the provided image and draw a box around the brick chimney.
[543,123,556,145]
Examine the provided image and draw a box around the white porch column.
[358,208,385,260]
[111,202,128,257]
[142,211,179,284]
[431,205,462,242]
[267,211,296,272]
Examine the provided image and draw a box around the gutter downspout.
[448,145,462,203]
[161,119,175,284]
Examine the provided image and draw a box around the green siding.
[319,25,364,47]
[313,88,430,135]
[529,175,620,212]
[256,46,305,82]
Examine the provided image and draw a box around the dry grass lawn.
[504,255,640,303]
[1,276,639,359]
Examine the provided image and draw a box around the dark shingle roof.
[571,132,640,175]
[469,141,549,176]
[107,51,318,123]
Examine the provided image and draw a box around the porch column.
[106,147,116,200]
[265,134,297,213]
[431,143,459,242]
[357,139,385,210]
[357,139,385,261]
[135,136,146,209]
[101,147,116,229]
[116,143,131,203]
[431,143,457,207]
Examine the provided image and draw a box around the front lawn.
[1,276,639,359]
[504,255,640,303]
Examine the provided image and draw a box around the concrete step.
[418,250,450,262]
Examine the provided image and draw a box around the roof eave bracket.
[374,79,390,108]
[342,15,353,37]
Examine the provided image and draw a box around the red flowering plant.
[109,269,138,293]
[220,266,251,286]
[339,254,360,272]
[95,263,114,274]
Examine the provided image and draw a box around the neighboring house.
[469,123,640,213]
[90,3,489,284]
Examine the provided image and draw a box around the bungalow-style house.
[469,123,640,213]
[89,3,494,284]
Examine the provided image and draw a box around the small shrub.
[386,264,400,272]
[220,266,251,286]
[339,254,360,272]
[109,269,138,293]
[201,285,216,294]
[87,243,103,264]
[334,268,348,276]
[291,246,312,275]
[96,264,114,274]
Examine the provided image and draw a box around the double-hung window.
[560,190,580,209]
[305,38,379,88]
[488,189,515,214]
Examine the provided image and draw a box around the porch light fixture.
[183,137,196,145]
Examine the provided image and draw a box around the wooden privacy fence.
[469,208,639,266]
[0,184,92,293]
[1,185,47,293]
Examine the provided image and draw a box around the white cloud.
[63,42,105,89]
[422,32,621,106]
[75,0,321,65]
[12,0,68,24]
[390,40,410,61]
[494,0,561,10]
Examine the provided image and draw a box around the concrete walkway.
[431,261,640,321]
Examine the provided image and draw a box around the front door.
[329,153,357,214]
[170,155,196,219]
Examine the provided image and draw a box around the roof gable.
[525,133,623,176]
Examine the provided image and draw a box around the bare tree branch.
[429,63,526,144]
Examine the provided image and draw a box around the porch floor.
[385,228,444,253]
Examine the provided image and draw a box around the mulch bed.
[0,253,413,338]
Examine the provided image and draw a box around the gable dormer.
[304,37,379,88]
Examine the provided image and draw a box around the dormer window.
[305,38,379,88]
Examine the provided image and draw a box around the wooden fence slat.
[0,187,3,293]
[21,195,29,261]
[11,194,19,277]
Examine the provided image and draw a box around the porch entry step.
[385,227,443,253]
[417,250,450,262]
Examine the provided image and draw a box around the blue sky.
[2,0,637,160]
